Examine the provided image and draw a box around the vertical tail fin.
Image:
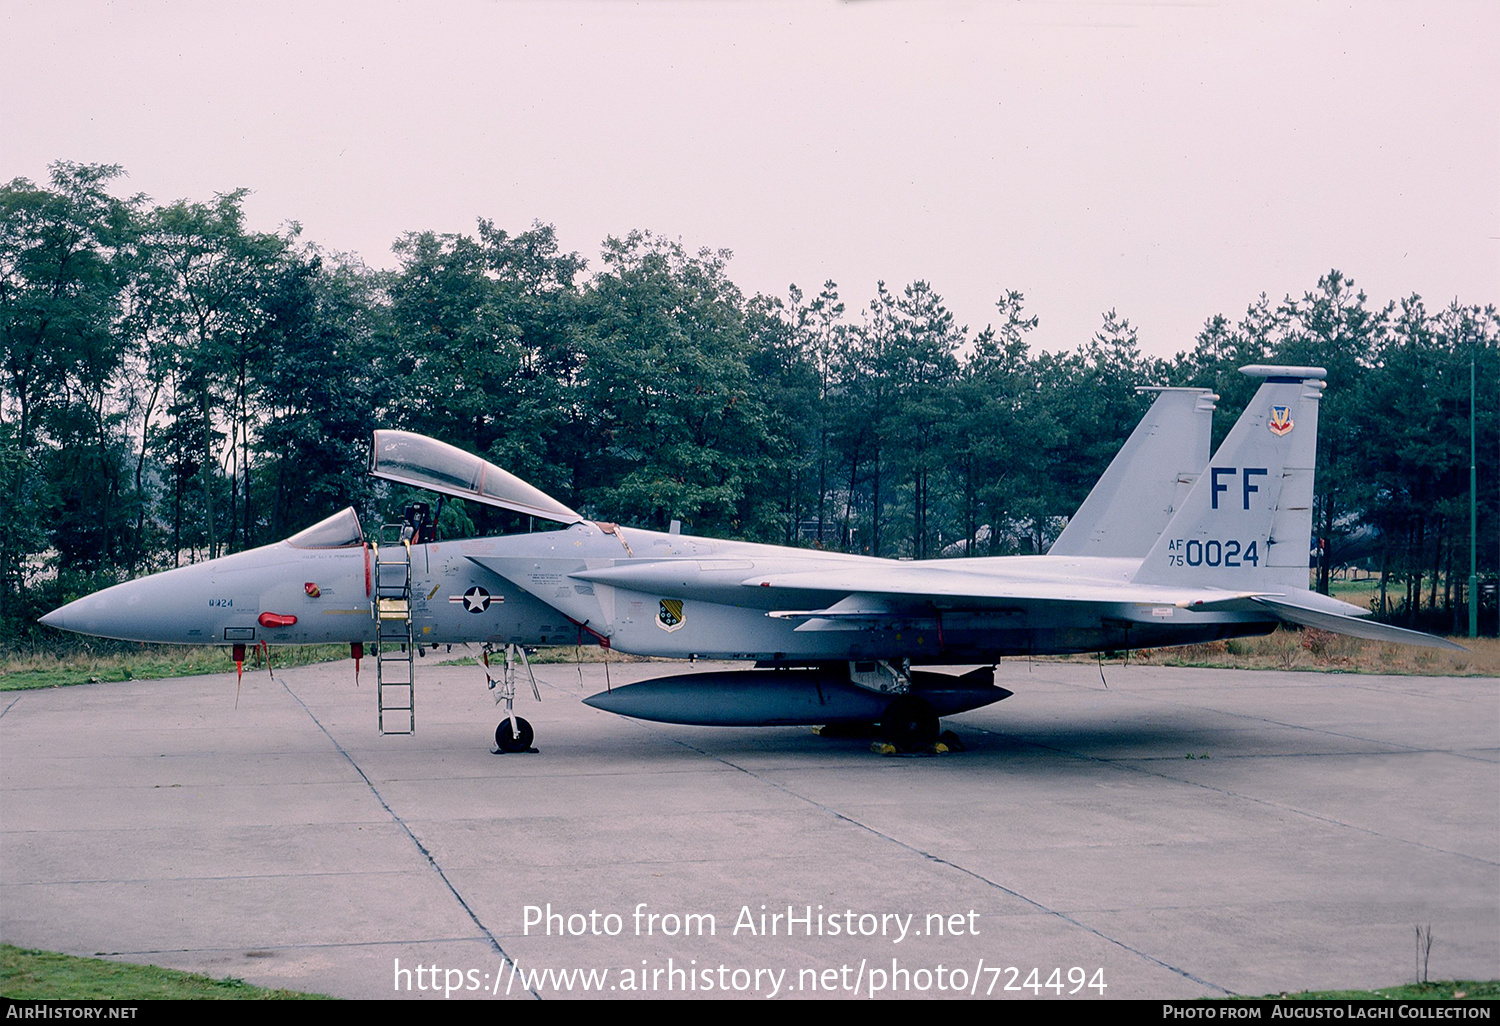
[1133,365,1325,592]
[1049,386,1217,558]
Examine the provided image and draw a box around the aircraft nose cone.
[33,573,206,644]
[38,592,106,637]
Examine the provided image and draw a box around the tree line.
[3,162,1496,646]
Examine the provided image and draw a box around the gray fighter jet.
[41,365,1460,751]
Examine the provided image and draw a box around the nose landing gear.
[485,643,540,753]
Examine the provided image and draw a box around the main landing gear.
[485,643,540,754]
[880,695,941,752]
[852,659,943,753]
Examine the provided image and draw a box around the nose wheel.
[495,716,534,753]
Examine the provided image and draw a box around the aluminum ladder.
[372,536,415,734]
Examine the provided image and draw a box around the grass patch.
[4,943,1489,1002]
[0,644,350,691]
[1,640,662,690]
[1071,627,1500,676]
[0,944,330,1000]
[6,628,1494,692]
[1253,979,1498,1000]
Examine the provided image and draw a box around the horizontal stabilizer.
[1252,597,1466,651]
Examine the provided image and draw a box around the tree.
[950,291,1050,554]
[805,281,845,546]
[0,162,139,622]
[884,281,964,558]
[1023,310,1160,551]
[829,283,899,554]
[132,190,288,561]
[575,232,775,536]
[1351,296,1499,625]
[381,221,586,533]
[743,288,820,544]
[1276,271,1389,593]
[254,247,383,539]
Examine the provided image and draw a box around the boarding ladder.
[372,535,415,734]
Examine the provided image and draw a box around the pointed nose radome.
[32,561,225,644]
[36,586,152,642]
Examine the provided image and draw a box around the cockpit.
[286,433,583,550]
[286,507,365,549]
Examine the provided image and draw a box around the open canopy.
[369,430,582,525]
[286,507,364,548]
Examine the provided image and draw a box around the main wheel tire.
[495,717,534,753]
[881,696,939,752]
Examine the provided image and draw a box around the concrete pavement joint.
[274,673,541,1000]
[661,730,1234,996]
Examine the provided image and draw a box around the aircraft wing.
[744,565,1266,613]
[748,565,1466,650]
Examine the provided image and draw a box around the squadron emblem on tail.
[1268,405,1294,436]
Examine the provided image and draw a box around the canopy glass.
[369,430,582,525]
[286,507,365,548]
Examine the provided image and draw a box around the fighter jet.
[40,365,1460,751]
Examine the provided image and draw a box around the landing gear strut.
[486,642,539,753]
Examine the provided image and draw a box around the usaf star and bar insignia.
[449,586,498,613]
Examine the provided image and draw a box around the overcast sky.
[4,0,1495,358]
